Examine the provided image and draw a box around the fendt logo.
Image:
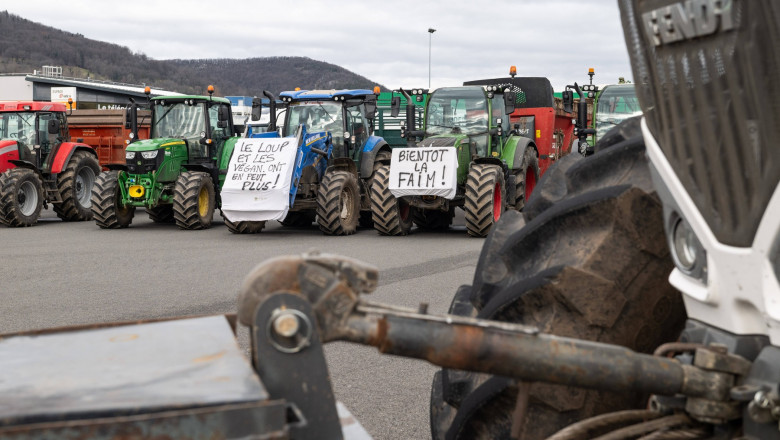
[642,0,735,46]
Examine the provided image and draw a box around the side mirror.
[365,101,377,116]
[390,96,401,118]
[562,90,574,114]
[251,98,262,121]
[218,106,230,122]
[218,120,227,129]
[503,92,516,114]
[48,119,60,135]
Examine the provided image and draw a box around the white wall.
[0,76,33,100]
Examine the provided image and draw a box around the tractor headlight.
[141,150,158,159]
[125,151,135,160]
[668,213,707,279]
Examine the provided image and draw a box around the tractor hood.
[126,138,186,152]
[0,139,18,149]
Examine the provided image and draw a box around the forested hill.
[0,11,384,95]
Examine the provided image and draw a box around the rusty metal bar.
[340,310,718,399]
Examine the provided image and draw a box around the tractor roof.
[151,95,231,104]
[279,89,376,101]
[0,101,67,112]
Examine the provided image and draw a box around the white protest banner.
[220,136,299,222]
[389,146,458,199]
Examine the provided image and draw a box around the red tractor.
[0,101,101,226]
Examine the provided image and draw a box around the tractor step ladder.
[43,178,62,203]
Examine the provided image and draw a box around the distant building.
[0,66,181,108]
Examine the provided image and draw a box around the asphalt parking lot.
[2,208,485,439]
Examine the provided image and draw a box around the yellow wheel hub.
[198,186,209,217]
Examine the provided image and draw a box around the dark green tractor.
[91,87,241,229]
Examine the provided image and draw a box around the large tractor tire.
[316,169,359,236]
[512,147,539,211]
[91,170,135,229]
[429,128,686,440]
[173,171,215,230]
[146,205,174,223]
[370,163,412,236]
[412,208,454,231]
[0,168,44,227]
[53,150,100,221]
[280,211,315,227]
[464,164,505,237]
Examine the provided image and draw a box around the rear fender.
[500,136,536,170]
[359,138,389,178]
[50,143,97,174]
[0,140,20,173]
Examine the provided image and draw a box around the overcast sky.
[4,0,632,92]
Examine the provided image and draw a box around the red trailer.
[68,109,150,166]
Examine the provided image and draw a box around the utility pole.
[428,28,436,89]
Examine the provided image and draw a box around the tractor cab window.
[346,104,368,157]
[426,87,490,156]
[0,112,37,151]
[595,85,640,141]
[152,101,207,158]
[285,101,344,152]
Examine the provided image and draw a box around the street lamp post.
[428,28,436,89]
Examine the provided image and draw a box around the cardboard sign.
[389,146,458,199]
[220,135,299,222]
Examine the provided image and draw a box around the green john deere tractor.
[91,87,241,230]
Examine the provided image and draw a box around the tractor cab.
[0,102,69,171]
[137,95,234,166]
[278,89,377,162]
[592,84,640,143]
[423,86,513,159]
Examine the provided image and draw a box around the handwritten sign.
[220,136,299,222]
[389,146,458,199]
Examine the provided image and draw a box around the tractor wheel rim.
[76,167,96,207]
[198,186,209,217]
[525,169,536,201]
[19,180,37,216]
[493,182,501,222]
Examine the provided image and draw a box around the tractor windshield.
[151,101,206,141]
[0,112,37,147]
[285,102,343,138]
[425,87,489,136]
[595,85,641,140]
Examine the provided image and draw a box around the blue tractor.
[226,88,399,235]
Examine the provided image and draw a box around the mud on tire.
[91,170,135,229]
[316,169,359,236]
[430,133,686,440]
[464,164,505,238]
[53,150,100,221]
[173,171,215,230]
[371,164,412,236]
[0,168,44,227]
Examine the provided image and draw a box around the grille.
[620,0,780,247]
[126,150,164,175]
